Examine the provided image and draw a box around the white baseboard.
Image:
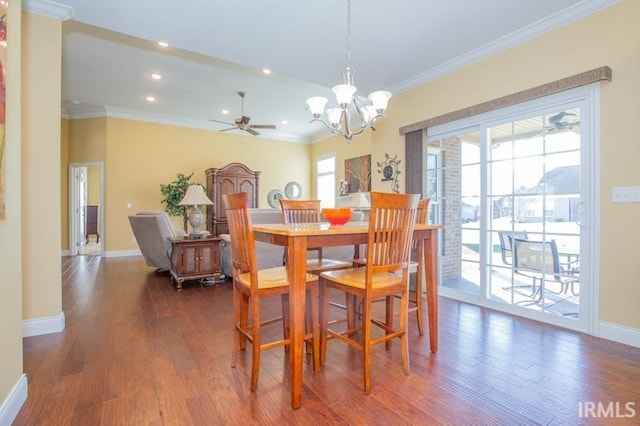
[599,321,640,348]
[60,250,142,258]
[104,249,141,258]
[0,374,27,426]
[22,312,65,338]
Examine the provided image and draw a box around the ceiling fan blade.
[209,118,235,126]
[246,127,260,136]
[219,127,237,132]
[250,124,276,130]
[240,115,251,126]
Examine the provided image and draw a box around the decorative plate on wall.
[267,189,285,208]
[285,181,302,199]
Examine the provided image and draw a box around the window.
[316,154,336,208]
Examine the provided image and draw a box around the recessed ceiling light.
[145,96,156,102]
[150,72,162,80]
[281,120,288,125]
[220,108,230,115]
[262,68,272,75]
[71,100,80,105]
[157,41,169,48]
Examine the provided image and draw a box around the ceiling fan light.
[326,107,343,127]
[368,90,392,113]
[306,96,328,117]
[332,84,357,107]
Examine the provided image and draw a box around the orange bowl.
[322,208,352,226]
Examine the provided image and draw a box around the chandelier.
[305,0,391,141]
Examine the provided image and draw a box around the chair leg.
[250,295,261,392]
[362,296,372,394]
[281,294,290,351]
[231,283,242,368]
[308,285,320,373]
[385,295,393,350]
[319,281,330,366]
[239,291,249,351]
[399,288,411,376]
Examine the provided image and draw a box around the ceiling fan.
[209,91,276,136]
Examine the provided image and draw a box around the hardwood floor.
[15,255,640,425]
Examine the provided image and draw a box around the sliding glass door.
[424,86,597,332]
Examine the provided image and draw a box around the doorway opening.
[69,162,104,256]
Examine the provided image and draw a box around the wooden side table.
[169,236,222,289]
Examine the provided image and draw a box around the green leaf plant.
[160,172,193,231]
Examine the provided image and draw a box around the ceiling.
[42,0,617,143]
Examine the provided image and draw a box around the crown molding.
[389,0,621,94]
[63,105,311,144]
[22,0,73,21]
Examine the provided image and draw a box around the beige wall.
[310,132,373,198]
[61,118,68,250]
[0,0,23,410]
[66,117,313,251]
[21,12,62,320]
[372,1,640,329]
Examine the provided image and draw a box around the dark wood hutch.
[205,162,260,236]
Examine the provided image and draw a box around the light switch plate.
[612,186,640,203]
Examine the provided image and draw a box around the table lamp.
[178,184,214,238]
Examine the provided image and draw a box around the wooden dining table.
[252,221,441,409]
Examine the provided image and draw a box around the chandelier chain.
[346,0,352,70]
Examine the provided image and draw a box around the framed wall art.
[345,154,371,193]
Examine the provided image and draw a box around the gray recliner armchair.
[128,211,187,272]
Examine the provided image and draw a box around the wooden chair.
[223,192,320,392]
[279,199,355,343]
[319,192,419,393]
[279,199,354,273]
[352,198,430,335]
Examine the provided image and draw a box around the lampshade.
[306,96,328,116]
[178,184,213,206]
[178,185,213,238]
[368,90,392,112]
[336,192,370,209]
[326,108,343,127]
[332,84,357,106]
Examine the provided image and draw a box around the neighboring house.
[513,165,580,223]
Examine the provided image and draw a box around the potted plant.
[160,172,193,232]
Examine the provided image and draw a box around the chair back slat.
[223,192,258,285]
[280,199,322,224]
[367,192,419,275]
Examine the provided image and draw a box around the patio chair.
[498,230,529,266]
[512,238,580,299]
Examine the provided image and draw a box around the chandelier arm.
[310,117,339,133]
[341,108,352,140]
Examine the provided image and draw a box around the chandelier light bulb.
[326,108,343,127]
[306,96,328,117]
[368,91,392,113]
[332,84,357,107]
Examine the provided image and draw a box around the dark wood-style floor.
[14,255,640,425]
